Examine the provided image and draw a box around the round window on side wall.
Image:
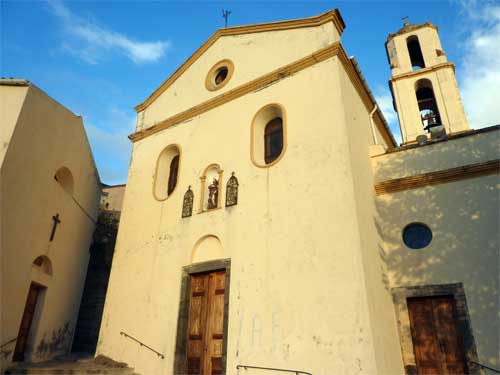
[402,223,433,249]
[153,145,181,201]
[205,60,234,91]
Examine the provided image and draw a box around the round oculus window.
[402,223,432,249]
[205,59,234,91]
[214,67,228,85]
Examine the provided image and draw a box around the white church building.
[94,9,499,375]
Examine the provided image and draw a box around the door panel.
[186,270,226,375]
[205,271,225,375]
[187,275,209,375]
[13,283,42,361]
[408,296,468,375]
[433,297,467,375]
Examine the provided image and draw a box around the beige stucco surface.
[137,23,340,131]
[97,23,404,373]
[0,83,101,371]
[372,129,500,369]
[0,85,28,165]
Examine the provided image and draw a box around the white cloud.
[457,2,500,128]
[375,88,402,145]
[48,0,170,64]
[84,108,136,184]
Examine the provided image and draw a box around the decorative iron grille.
[182,186,194,218]
[225,172,239,207]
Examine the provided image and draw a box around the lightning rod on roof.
[222,9,231,28]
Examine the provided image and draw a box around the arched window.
[250,104,287,168]
[264,118,283,164]
[168,155,179,195]
[407,36,425,70]
[225,173,239,207]
[54,167,74,195]
[415,79,442,131]
[153,145,181,200]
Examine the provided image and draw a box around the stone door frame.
[392,283,481,375]
[173,258,231,375]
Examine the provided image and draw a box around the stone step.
[4,355,138,375]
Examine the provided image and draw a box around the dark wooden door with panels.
[407,296,468,375]
[186,269,226,375]
[13,282,44,361]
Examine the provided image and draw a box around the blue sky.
[2,0,499,184]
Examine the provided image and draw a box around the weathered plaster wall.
[372,129,500,370]
[388,26,445,76]
[138,22,339,130]
[97,54,393,374]
[0,85,28,165]
[0,85,100,371]
[338,65,405,375]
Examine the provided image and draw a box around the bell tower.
[386,21,470,144]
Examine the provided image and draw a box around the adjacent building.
[0,79,101,371]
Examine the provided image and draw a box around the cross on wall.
[50,213,61,242]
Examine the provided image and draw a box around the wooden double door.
[186,270,226,375]
[13,283,44,361]
[408,296,469,374]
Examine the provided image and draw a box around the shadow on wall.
[373,137,499,367]
[34,322,73,360]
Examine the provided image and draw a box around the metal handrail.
[120,331,164,359]
[237,364,312,375]
[470,360,500,374]
[0,337,17,350]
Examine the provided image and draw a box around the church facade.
[0,80,101,371]
[96,10,499,375]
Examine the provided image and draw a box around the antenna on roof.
[222,9,231,28]
[402,16,410,26]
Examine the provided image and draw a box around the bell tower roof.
[386,21,438,43]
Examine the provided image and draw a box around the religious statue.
[207,178,219,209]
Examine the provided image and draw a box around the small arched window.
[168,155,179,195]
[415,79,442,131]
[154,145,181,200]
[264,118,283,164]
[407,36,425,70]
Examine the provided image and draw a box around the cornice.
[128,41,396,148]
[130,42,342,142]
[390,62,455,82]
[375,159,500,195]
[134,9,345,112]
